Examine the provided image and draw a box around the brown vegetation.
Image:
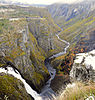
[56,82,95,100]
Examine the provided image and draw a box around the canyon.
[0,0,95,100]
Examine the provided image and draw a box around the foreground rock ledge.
[70,50,95,82]
[0,73,32,100]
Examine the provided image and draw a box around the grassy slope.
[59,16,95,42]
[57,82,95,100]
[50,11,95,75]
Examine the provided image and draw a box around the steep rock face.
[27,17,65,56]
[47,1,95,46]
[28,18,55,53]
[0,18,50,92]
[0,73,32,100]
[70,50,95,82]
[48,0,95,21]
[0,5,66,93]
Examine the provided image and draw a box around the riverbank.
[41,27,70,98]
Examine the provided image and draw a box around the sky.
[4,0,84,5]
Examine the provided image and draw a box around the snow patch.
[74,55,84,64]
[84,55,95,70]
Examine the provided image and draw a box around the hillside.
[0,17,50,92]
[0,1,95,100]
[0,73,32,100]
[48,0,95,25]
[47,0,95,75]
[0,4,67,98]
[46,1,95,96]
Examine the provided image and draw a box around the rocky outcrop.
[56,50,95,100]
[0,18,50,92]
[27,17,65,56]
[0,73,32,100]
[70,50,95,82]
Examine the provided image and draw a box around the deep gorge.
[0,1,95,100]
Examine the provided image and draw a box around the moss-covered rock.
[0,73,32,100]
[0,18,50,92]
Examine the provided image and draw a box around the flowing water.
[0,29,70,100]
[40,59,56,100]
[40,30,70,100]
[0,66,42,100]
[49,34,70,59]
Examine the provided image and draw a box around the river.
[0,27,70,100]
[40,29,70,99]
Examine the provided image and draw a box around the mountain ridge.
[47,0,95,22]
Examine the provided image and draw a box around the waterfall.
[0,25,70,100]
[0,66,42,100]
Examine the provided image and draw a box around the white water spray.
[0,66,42,100]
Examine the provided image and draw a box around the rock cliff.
[0,73,32,100]
[0,5,66,95]
[70,50,95,82]
[0,18,50,92]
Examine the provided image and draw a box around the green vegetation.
[0,8,50,91]
[59,16,95,42]
[0,74,31,100]
[0,3,95,98]
[0,19,9,34]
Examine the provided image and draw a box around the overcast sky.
[4,0,84,5]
